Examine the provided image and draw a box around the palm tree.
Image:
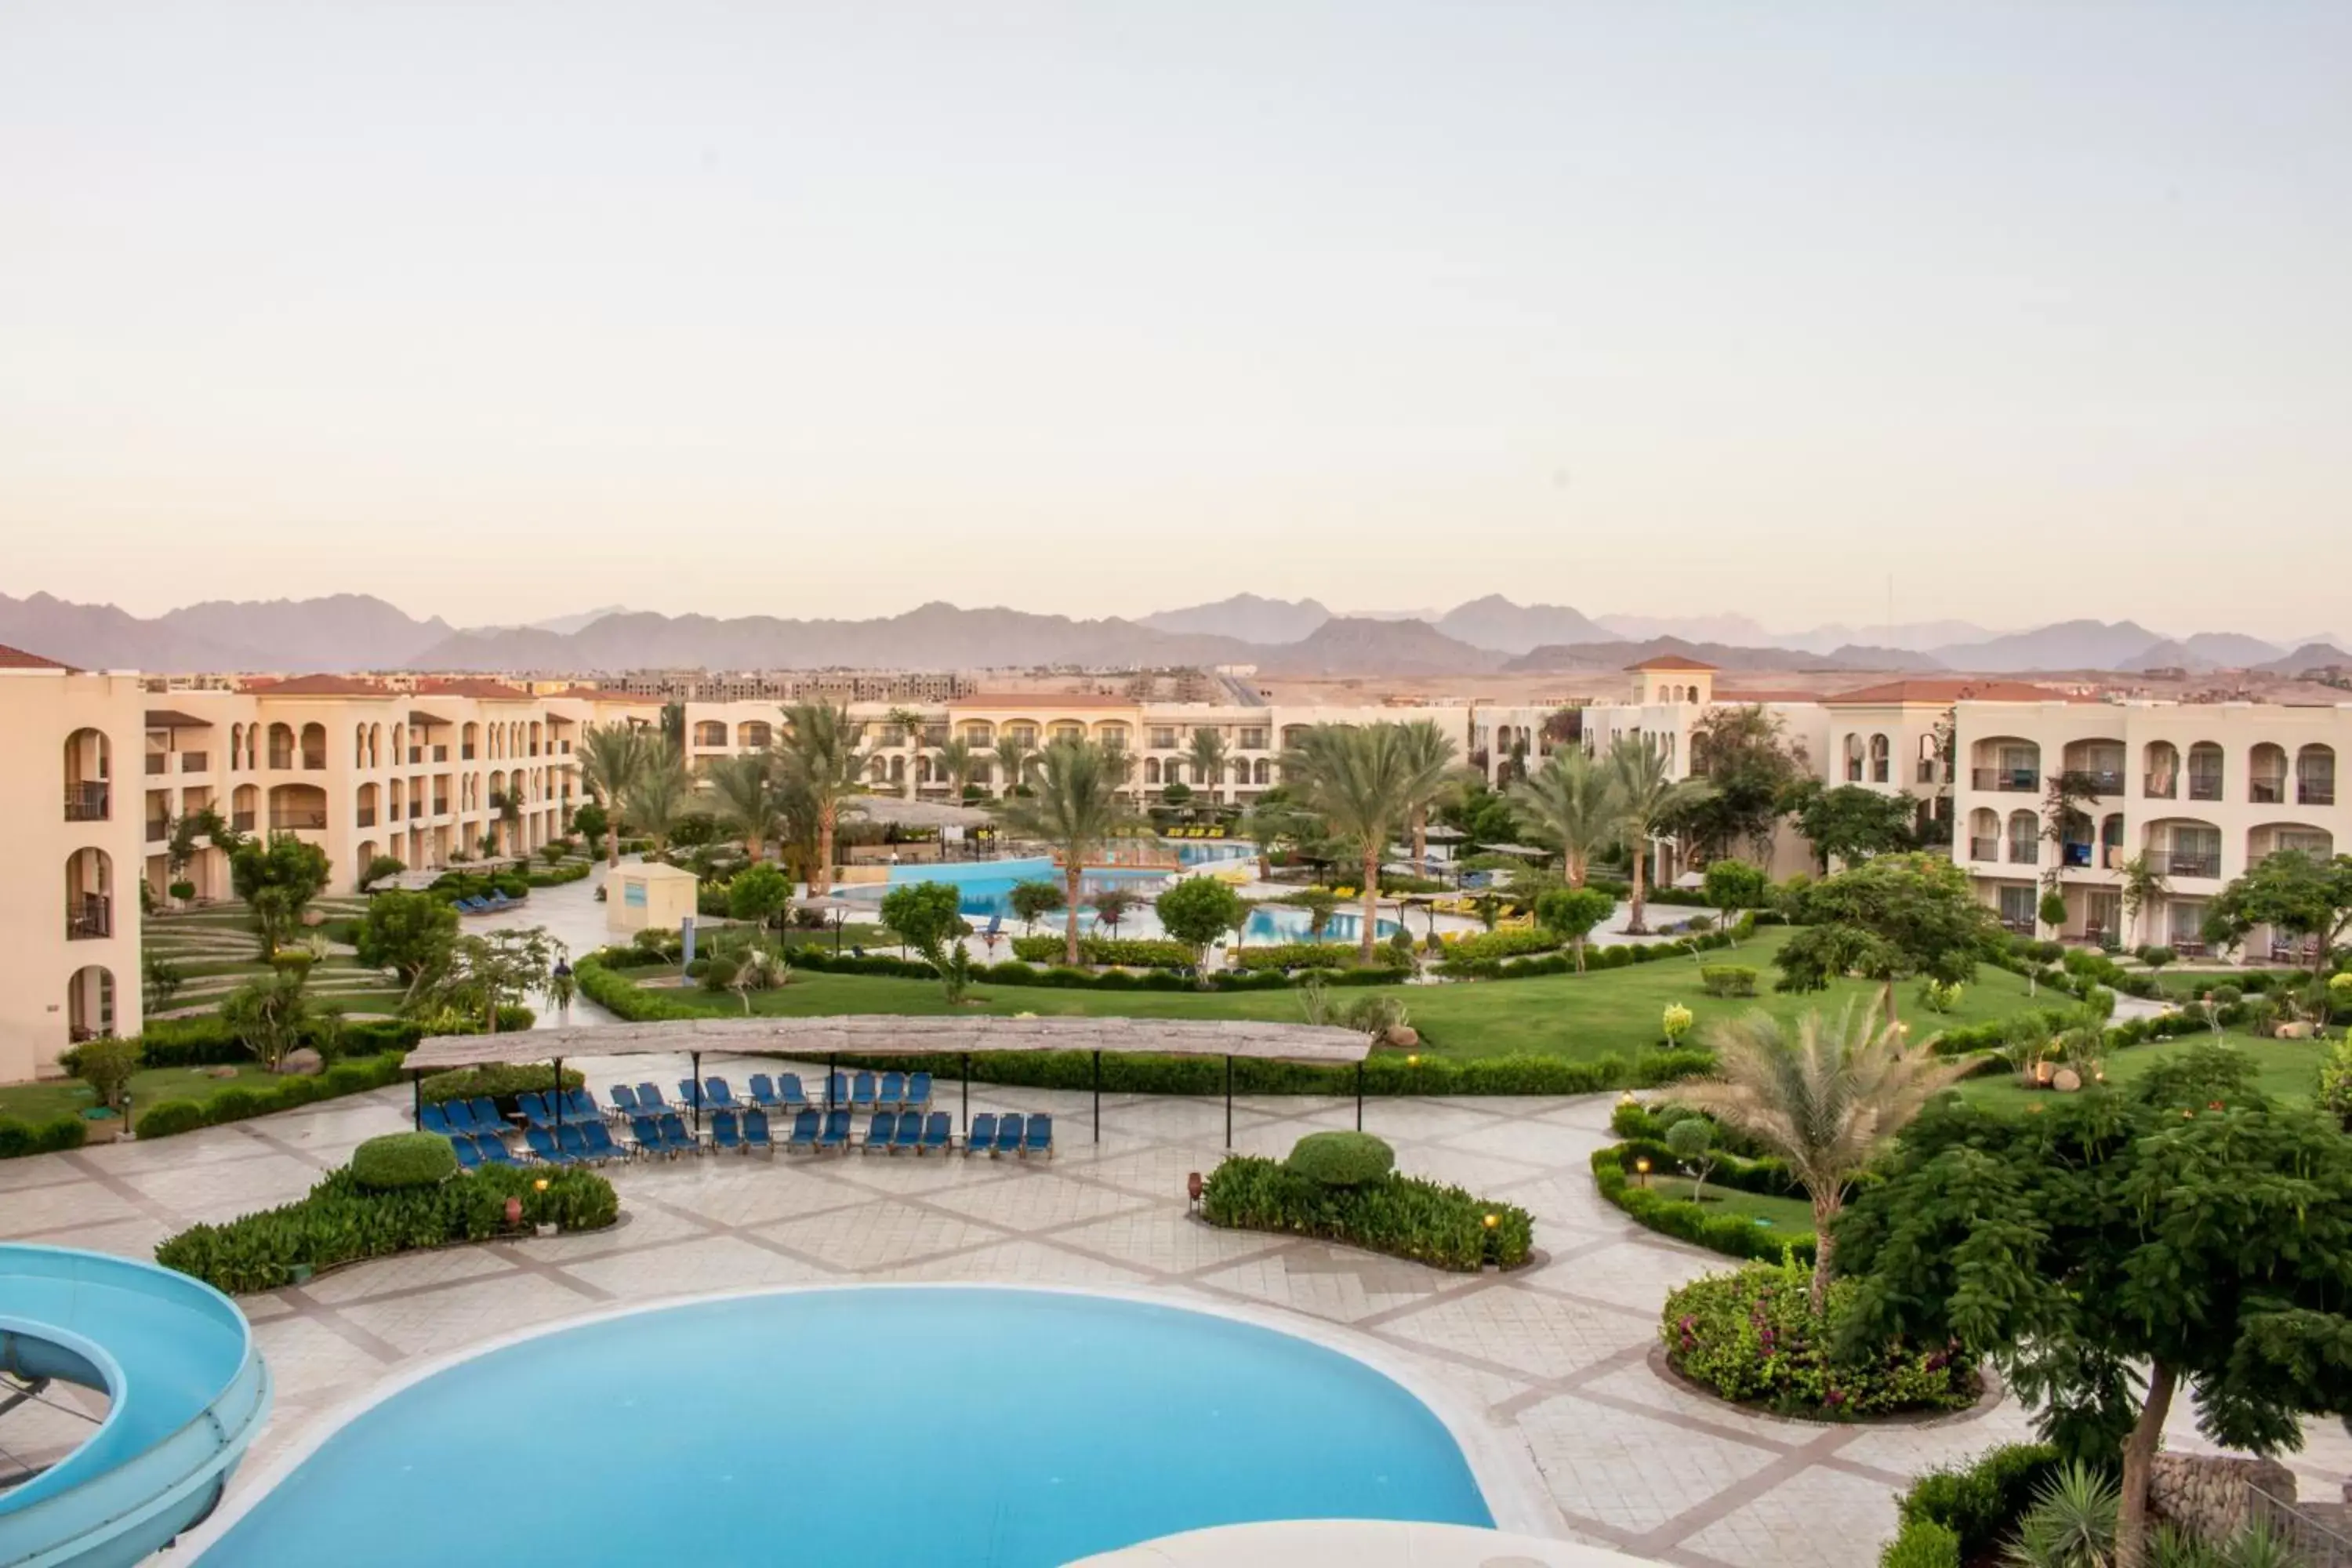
[1279,723,1450,965]
[1396,718,1462,867]
[1674,1000,1972,1311]
[1606,735,1711,934]
[1510,750,1621,887]
[999,739,1140,965]
[622,739,692,853]
[576,723,649,867]
[884,706,927,799]
[1187,729,1229,807]
[933,737,981,802]
[706,750,781,862]
[2118,852,2166,949]
[991,734,1036,799]
[776,703,871,895]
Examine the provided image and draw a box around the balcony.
[2149,848,2221,879]
[270,809,328,831]
[1918,760,1940,785]
[1972,768,2040,793]
[433,800,451,817]
[269,750,296,771]
[1968,836,2000,862]
[356,809,377,828]
[2250,778,2286,805]
[144,753,168,775]
[231,811,256,833]
[408,748,423,765]
[462,746,477,760]
[2059,841,2103,869]
[2073,770,2125,794]
[2143,772,2176,800]
[2007,840,2039,865]
[64,783,111,822]
[67,900,112,941]
[408,803,423,819]
[433,745,448,763]
[181,751,209,773]
[147,818,169,843]
[2300,781,2336,807]
[2187,775,2223,802]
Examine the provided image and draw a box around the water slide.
[0,1245,270,1568]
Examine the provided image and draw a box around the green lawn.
[0,1062,281,1126]
[1955,1030,2327,1113]
[1643,1174,1817,1240]
[619,927,2059,1065]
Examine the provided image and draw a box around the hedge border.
[132,1051,409,1140]
[1592,1142,1817,1265]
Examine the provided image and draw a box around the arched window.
[1966,808,2001,862]
[1144,757,1161,785]
[1843,733,1864,782]
[2187,742,2223,801]
[64,728,112,821]
[65,848,114,939]
[2249,743,2288,805]
[2005,810,2038,864]
[67,965,116,1042]
[299,723,327,769]
[694,720,728,747]
[267,723,296,770]
[1868,733,1890,784]
[1917,732,1940,786]
[2297,744,2336,807]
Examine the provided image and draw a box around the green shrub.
[350,1131,459,1190]
[71,1036,142,1110]
[205,1087,272,1122]
[1200,1156,1532,1271]
[419,1062,586,1105]
[1890,1443,2062,1563]
[1008,935,1194,968]
[1592,1145,1812,1263]
[0,1115,88,1159]
[134,1099,209,1138]
[1233,941,1405,973]
[1660,1259,1976,1418]
[1699,965,1759,998]
[1876,1518,1960,1568]
[1436,928,1564,965]
[1285,1131,1396,1187]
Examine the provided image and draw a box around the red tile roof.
[417,678,536,701]
[1626,655,1719,672]
[244,675,397,697]
[0,642,71,670]
[1824,678,2082,706]
[1714,689,1822,704]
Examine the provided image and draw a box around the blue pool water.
[201,1289,1490,1566]
[846,858,1403,942]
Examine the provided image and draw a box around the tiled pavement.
[5,1062,2347,1568]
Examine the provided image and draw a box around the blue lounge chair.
[455,895,488,913]
[878,1072,906,1109]
[630,1116,667,1159]
[703,1077,739,1110]
[469,1098,506,1136]
[906,1072,932,1110]
[524,1127,572,1166]
[655,1112,699,1156]
[441,1098,480,1136]
[557,1123,599,1164]
[608,1083,643,1120]
[517,1091,551,1127]
[710,1111,744,1154]
[891,1112,922,1153]
[966,1112,997,1156]
[420,1102,456,1138]
[449,1133,484,1169]
[580,1122,629,1163]
[742,1109,775,1156]
[849,1073,878,1112]
[827,1072,850,1108]
[785,1109,821,1152]
[475,1134,522,1167]
[817,1109,852,1151]
[919,1112,951,1155]
[980,912,1002,943]
[567,1088,600,1123]
[635,1083,670,1116]
[677,1080,706,1116]
[862,1111,896,1152]
[1022,1114,1054,1160]
[778,1073,810,1112]
[994,1114,1025,1156]
[747,1073,781,1110]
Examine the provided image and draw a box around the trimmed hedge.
[1699,965,1759,997]
[1593,1145,1816,1265]
[1883,1443,2062,1566]
[1201,1155,1532,1271]
[111,1011,531,1072]
[351,1131,459,1190]
[1435,928,1564,965]
[419,1063,587,1105]
[1438,920,1751,980]
[1009,935,1194,969]
[1662,1261,1978,1418]
[0,1115,89,1160]
[132,1051,409,1140]
[1286,1131,1396,1187]
[523,860,593,889]
[1232,942,1409,974]
[154,1163,619,1294]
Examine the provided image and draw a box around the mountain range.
[3,588,2345,680]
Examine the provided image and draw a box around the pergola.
[400,1016,1374,1149]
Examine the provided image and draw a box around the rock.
[281,1049,325,1077]
[1384,1025,1420,1049]
[300,908,326,927]
[2149,1453,2296,1545]
[2275,1021,2312,1040]
[2053,1068,2082,1093]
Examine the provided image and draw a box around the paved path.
[4,1073,2343,1566]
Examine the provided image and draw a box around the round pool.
[201,1288,1491,1566]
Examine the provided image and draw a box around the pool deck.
[5,1070,2346,1568]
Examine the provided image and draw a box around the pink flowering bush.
[1660,1257,1976,1418]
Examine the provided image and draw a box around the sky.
[3,2,2348,637]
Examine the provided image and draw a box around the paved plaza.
[5,1066,2347,1567]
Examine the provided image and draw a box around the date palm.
[2118,852,2166,950]
[706,750,782,862]
[991,734,1036,798]
[777,702,873,895]
[1186,728,1230,804]
[576,723,649,867]
[1606,735,1711,934]
[1279,723,1450,965]
[998,739,1141,965]
[622,738,692,853]
[933,737,981,801]
[1674,1000,1971,1311]
[1396,717,1462,867]
[1510,749,1620,887]
[884,706,927,799]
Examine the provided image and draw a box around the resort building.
[1,644,147,1086]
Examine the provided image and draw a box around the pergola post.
[1356,1059,1364,1131]
[827,1054,837,1112]
[1224,1054,1233,1151]
[554,1056,564,1138]
[960,1051,969,1136]
[691,1049,702,1135]
[1092,1049,1101,1145]
[411,1069,421,1131]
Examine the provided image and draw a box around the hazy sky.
[4,2,2347,635]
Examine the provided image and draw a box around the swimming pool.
[198,1288,1491,1566]
[844,859,1403,942]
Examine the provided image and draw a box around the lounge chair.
[702,1077,739,1110]
[919,1112,951,1155]
[785,1109,821,1152]
[710,1111,744,1154]
[891,1112,922,1153]
[475,1134,523,1167]
[454,895,487,913]
[826,1072,850,1108]
[862,1111,897,1152]
[994,1114,1025,1156]
[966,1112,997,1156]
[567,1088,600,1123]
[449,1133,484,1169]
[557,1123,601,1164]
[777,1073,810,1112]
[849,1073,879,1112]
[420,1102,456,1138]
[580,1122,629,1163]
[878,1072,906,1110]
[635,1083,670,1116]
[630,1116,667,1160]
[1022,1114,1053,1160]
[655,1112,700,1156]
[524,1127,572,1166]
[742,1109,775,1156]
[469,1098,506,1136]
[747,1073,782,1110]
[441,1098,481,1136]
[608,1083,643,1120]
[905,1073,932,1111]
[677,1080,706,1115]
[816,1109,852,1151]
[517,1091,552,1127]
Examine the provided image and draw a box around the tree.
[142,952,184,1014]
[570,800,609,857]
[991,733,1036,798]
[576,724,648,867]
[776,702,873,895]
[728,862,793,928]
[879,880,973,1001]
[1243,787,1323,877]
[1675,705,1806,862]
[1281,723,1450,965]
[1091,888,1138,936]
[933,737,982,800]
[1299,887,1339,942]
[1186,728,1229,804]
[1773,852,1996,1028]
[355,853,405,893]
[997,739,1141,965]
[706,751,782,862]
[1837,1046,2352,1567]
[230,833,332,959]
[1664,1115,1715,1204]
[1509,750,1620,887]
[1436,779,1521,854]
[1396,717,1463,867]
[2118,852,2167,949]
[884,706,928,799]
[220,967,315,1072]
[1674,1000,1970,1309]
[622,739,692,852]
[1007,879,1065,935]
[2203,850,2352,975]
[1701,859,1769,945]
[417,928,563,1034]
[354,890,459,1000]
[72,1036,141,1113]
[1534,886,1616,971]
[1604,736,1710,935]
[1156,877,1246,985]
[1783,780,1918,873]
[1160,779,1194,810]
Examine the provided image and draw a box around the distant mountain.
[1432,596,1610,655]
[529,604,630,637]
[1258,618,1504,677]
[0,591,256,671]
[1931,620,2169,673]
[2125,633,2288,673]
[160,594,452,670]
[1138,593,1330,644]
[1504,637,1907,675]
[2259,642,2352,675]
[1825,644,1947,673]
[1780,619,1998,656]
[1592,612,1777,647]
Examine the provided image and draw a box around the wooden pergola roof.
[400,1015,1371,1072]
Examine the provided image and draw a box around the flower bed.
[1200,1154,1532,1272]
[1659,1260,1977,1419]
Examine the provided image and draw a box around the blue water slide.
[0,1244,270,1568]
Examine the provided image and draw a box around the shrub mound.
[1008,935,1194,969]
[1200,1155,1532,1272]
[132,1052,411,1141]
[1285,1131,1395,1187]
[351,1131,459,1190]
[1660,1261,1977,1420]
[1591,1142,1816,1265]
[1881,1443,2060,1566]
[419,1063,586,1105]
[155,1163,619,1294]
[0,1115,88,1159]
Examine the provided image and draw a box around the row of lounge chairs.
[453,891,526,915]
[607,1071,934,1120]
[628,1108,1054,1159]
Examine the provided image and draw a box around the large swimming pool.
[201,1289,1490,1566]
[844,858,1403,942]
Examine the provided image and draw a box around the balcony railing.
[181,751,209,772]
[1972,768,2041,793]
[144,753,168,775]
[462,746,477,760]
[356,809,377,828]
[2250,779,2286,805]
[2299,781,2336,807]
[2070,770,2125,794]
[67,898,112,941]
[64,783,111,822]
[1918,760,1940,785]
[2187,775,2223,801]
[432,746,448,763]
[269,750,295,770]
[433,800,451,816]
[2008,840,2039,865]
[2143,772,2176,799]
[2060,842,2096,868]
[408,803,423,818]
[270,810,328,830]
[147,818,169,843]
[231,811,256,832]
[2149,848,2221,878]
[1968,836,2000,862]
